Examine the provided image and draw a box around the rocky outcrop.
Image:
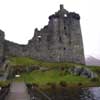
[69,66,98,79]
[0,4,85,64]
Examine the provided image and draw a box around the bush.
[60,67,65,71]
[91,78,99,82]
[32,83,39,87]
[77,82,82,86]
[26,84,32,89]
[0,81,10,87]
[59,81,67,87]
[46,82,56,89]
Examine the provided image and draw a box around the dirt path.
[5,82,30,100]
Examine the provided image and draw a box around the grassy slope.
[9,57,100,87]
[14,70,93,86]
[9,57,80,68]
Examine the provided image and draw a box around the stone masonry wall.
[0,30,5,64]
[0,5,85,64]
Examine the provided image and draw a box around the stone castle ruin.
[0,5,85,64]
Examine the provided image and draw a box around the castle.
[0,5,85,64]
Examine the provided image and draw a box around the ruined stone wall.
[26,5,85,64]
[0,30,5,64]
[4,40,27,58]
[0,5,85,64]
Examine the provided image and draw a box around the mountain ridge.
[85,56,100,66]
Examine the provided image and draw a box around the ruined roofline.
[5,40,26,46]
[34,5,80,33]
[0,4,80,46]
[19,4,81,41]
[49,4,80,20]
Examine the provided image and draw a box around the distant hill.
[85,56,100,66]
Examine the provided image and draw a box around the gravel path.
[5,82,30,100]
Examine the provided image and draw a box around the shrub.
[46,82,51,86]
[0,81,10,87]
[26,84,32,88]
[32,83,39,87]
[46,82,56,89]
[91,78,99,82]
[77,82,82,86]
[60,67,65,71]
[59,81,67,87]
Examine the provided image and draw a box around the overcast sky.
[0,0,100,58]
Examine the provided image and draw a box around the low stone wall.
[5,40,26,57]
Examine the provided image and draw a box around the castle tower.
[67,12,85,64]
[28,5,85,64]
[42,5,84,64]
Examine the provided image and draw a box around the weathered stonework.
[0,30,5,63]
[0,5,85,64]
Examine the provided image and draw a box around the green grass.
[0,81,10,87]
[8,57,100,87]
[88,66,100,76]
[9,57,83,69]
[13,70,99,87]
[9,57,39,67]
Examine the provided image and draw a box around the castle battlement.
[49,4,80,20]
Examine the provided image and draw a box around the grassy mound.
[9,57,80,68]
